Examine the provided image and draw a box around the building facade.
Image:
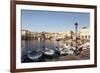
[79,27,90,41]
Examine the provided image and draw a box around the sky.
[21,9,90,32]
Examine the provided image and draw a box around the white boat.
[66,50,74,55]
[62,44,75,55]
[43,48,55,56]
[27,50,42,61]
[60,50,68,55]
[78,42,90,50]
[63,44,69,49]
[59,47,64,51]
[56,47,67,55]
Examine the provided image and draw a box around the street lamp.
[70,30,73,47]
[74,22,78,54]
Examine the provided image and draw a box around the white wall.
[0,0,100,73]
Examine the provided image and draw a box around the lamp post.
[70,31,73,47]
[74,22,78,54]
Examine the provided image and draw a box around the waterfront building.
[21,30,26,36]
[79,27,90,45]
[21,30,41,40]
[44,32,52,39]
[79,27,90,40]
[21,30,30,40]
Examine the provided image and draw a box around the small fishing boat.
[55,47,68,56]
[42,48,56,59]
[27,50,42,61]
[43,48,54,55]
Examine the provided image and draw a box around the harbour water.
[21,39,90,63]
[21,39,65,62]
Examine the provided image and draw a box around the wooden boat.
[43,48,54,55]
[27,50,42,61]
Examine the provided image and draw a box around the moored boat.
[27,50,42,61]
[42,48,55,58]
